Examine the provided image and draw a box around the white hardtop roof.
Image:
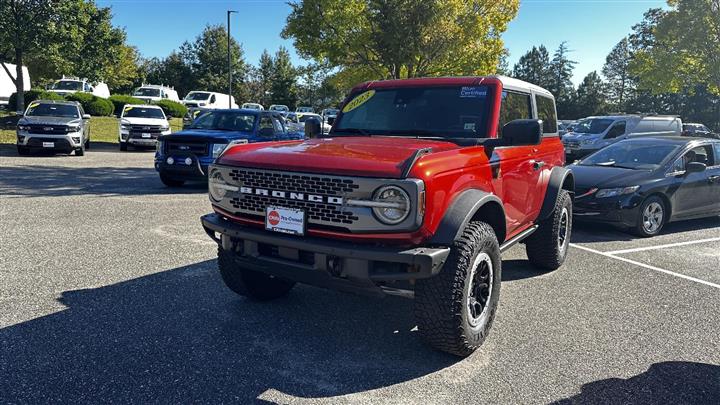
[493,75,554,99]
[138,84,174,90]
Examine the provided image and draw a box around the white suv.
[119,104,171,151]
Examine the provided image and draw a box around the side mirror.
[83,114,91,119]
[258,127,275,137]
[502,119,543,146]
[686,161,706,173]
[305,117,321,138]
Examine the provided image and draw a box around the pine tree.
[512,45,551,88]
[602,38,634,110]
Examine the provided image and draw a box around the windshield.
[51,80,83,91]
[26,103,79,118]
[580,141,679,169]
[122,107,165,119]
[133,88,161,97]
[333,86,492,139]
[298,114,320,123]
[572,118,614,134]
[185,92,210,101]
[189,111,257,131]
[270,105,288,111]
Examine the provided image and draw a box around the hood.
[121,117,168,126]
[163,129,255,143]
[563,132,602,141]
[20,116,80,126]
[217,136,461,178]
[570,164,656,189]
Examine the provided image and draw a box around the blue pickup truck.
[155,109,304,187]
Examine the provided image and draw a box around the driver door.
[669,144,717,218]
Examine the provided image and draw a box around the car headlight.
[160,125,170,131]
[595,186,640,198]
[208,170,238,202]
[212,143,228,158]
[67,126,81,133]
[17,125,30,131]
[372,185,411,224]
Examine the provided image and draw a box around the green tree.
[574,71,609,118]
[0,0,56,111]
[547,42,577,117]
[105,45,142,94]
[512,45,551,88]
[602,37,634,110]
[270,47,298,108]
[283,0,519,81]
[187,24,249,100]
[256,50,274,105]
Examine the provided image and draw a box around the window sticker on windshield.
[27,102,39,109]
[460,87,487,98]
[342,90,375,113]
[464,123,476,131]
[123,106,133,113]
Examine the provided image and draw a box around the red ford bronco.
[201,76,574,356]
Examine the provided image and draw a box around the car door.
[668,144,717,218]
[710,143,720,213]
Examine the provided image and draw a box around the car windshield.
[572,118,615,134]
[188,111,256,132]
[298,114,319,123]
[133,88,161,97]
[580,141,679,169]
[51,80,83,91]
[122,107,165,119]
[333,86,492,139]
[185,92,210,101]
[26,103,80,118]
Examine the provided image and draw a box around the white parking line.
[606,237,720,255]
[570,243,720,290]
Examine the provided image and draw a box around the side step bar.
[499,225,538,253]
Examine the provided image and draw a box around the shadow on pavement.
[572,217,720,244]
[551,361,720,404]
[0,260,457,402]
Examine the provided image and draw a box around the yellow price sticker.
[28,102,39,109]
[123,106,133,112]
[342,90,375,113]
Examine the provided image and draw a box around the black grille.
[27,137,72,149]
[28,125,68,135]
[230,196,358,224]
[167,141,208,155]
[129,124,163,133]
[564,141,580,148]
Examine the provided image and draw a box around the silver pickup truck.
[16,100,91,156]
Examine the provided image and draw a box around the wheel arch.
[429,189,507,246]
[645,192,673,221]
[538,167,574,221]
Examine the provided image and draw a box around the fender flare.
[538,167,574,221]
[429,189,506,246]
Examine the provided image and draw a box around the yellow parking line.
[570,243,720,290]
[606,237,720,255]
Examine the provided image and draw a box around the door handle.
[531,160,545,170]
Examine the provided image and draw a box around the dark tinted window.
[606,121,626,139]
[122,107,165,119]
[26,103,79,118]
[715,144,720,164]
[536,95,557,135]
[498,91,532,137]
[190,111,256,131]
[580,141,679,170]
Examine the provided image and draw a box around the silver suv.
[16,100,91,156]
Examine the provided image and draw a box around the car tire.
[217,247,295,300]
[75,145,85,156]
[120,142,128,151]
[414,221,501,357]
[85,137,90,149]
[159,173,184,187]
[632,195,666,237]
[525,190,573,270]
[17,146,30,156]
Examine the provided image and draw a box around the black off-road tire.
[217,247,295,300]
[75,145,85,156]
[85,136,90,149]
[120,142,128,151]
[414,221,501,357]
[17,146,30,156]
[525,190,572,270]
[632,195,666,238]
[159,173,184,187]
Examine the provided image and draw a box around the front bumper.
[155,153,210,180]
[201,213,450,296]
[573,194,643,227]
[17,133,82,152]
[564,147,598,162]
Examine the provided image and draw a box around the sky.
[97,0,669,86]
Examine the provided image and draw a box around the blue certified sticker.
[460,87,487,98]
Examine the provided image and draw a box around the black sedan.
[569,137,720,237]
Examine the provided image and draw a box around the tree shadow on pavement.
[551,361,720,405]
[0,260,457,403]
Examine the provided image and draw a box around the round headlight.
[372,185,411,224]
[209,170,228,201]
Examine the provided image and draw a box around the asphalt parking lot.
[1,144,719,404]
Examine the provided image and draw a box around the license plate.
[42,142,54,148]
[141,133,152,138]
[265,206,305,236]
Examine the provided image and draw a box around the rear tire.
[159,173,184,187]
[217,247,295,300]
[414,221,501,357]
[525,190,572,270]
[85,137,90,149]
[75,145,85,156]
[17,146,30,156]
[120,142,128,151]
[632,196,666,237]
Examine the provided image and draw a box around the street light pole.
[227,10,238,108]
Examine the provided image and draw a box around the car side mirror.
[83,114,91,119]
[686,162,706,173]
[258,127,275,137]
[305,117,321,139]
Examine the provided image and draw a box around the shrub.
[108,95,145,115]
[8,89,64,111]
[154,99,187,118]
[64,92,114,116]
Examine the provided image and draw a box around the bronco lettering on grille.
[239,187,343,205]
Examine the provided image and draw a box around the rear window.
[536,95,557,135]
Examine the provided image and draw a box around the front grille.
[167,141,208,155]
[27,137,72,149]
[28,125,68,135]
[129,124,163,133]
[564,141,580,148]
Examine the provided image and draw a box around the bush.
[65,92,114,116]
[154,99,187,118]
[8,89,64,111]
[108,95,145,115]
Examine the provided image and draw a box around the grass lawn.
[0,116,183,145]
